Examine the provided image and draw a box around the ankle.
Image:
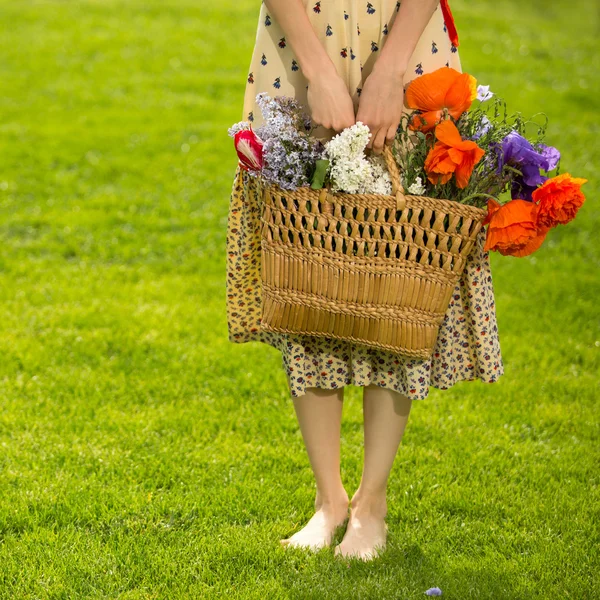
[315,487,349,512]
[350,488,387,519]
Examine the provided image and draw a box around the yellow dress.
[226,0,504,399]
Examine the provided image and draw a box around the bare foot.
[281,497,349,551]
[334,495,388,561]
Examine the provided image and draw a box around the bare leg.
[280,386,350,551]
[335,384,412,560]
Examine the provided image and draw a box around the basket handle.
[382,144,407,211]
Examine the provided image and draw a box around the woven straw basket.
[258,144,487,359]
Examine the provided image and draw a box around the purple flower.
[471,115,492,140]
[476,84,493,101]
[251,92,324,189]
[494,130,560,200]
[425,587,442,596]
[227,120,251,138]
[537,142,561,170]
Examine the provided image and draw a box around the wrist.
[371,54,407,80]
[302,56,338,83]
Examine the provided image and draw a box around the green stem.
[474,171,499,192]
[504,165,523,176]
[458,192,500,204]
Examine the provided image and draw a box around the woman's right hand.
[306,66,356,132]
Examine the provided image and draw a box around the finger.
[355,106,371,129]
[385,124,397,146]
[310,110,323,127]
[333,114,357,132]
[371,127,387,155]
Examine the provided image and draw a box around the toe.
[360,552,375,561]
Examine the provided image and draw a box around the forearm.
[374,0,440,77]
[263,0,335,81]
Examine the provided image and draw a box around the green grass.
[0,0,598,598]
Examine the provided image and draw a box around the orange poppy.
[531,173,588,228]
[423,119,485,189]
[405,67,477,132]
[483,198,551,257]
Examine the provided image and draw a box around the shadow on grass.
[281,539,521,600]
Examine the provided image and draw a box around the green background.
[0,0,598,598]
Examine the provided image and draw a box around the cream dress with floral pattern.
[226,0,504,399]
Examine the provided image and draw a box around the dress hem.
[227,336,504,401]
[286,366,505,400]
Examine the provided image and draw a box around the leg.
[335,384,412,560]
[280,386,350,550]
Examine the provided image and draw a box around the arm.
[356,0,440,153]
[263,0,356,131]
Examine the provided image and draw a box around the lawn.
[0,0,598,598]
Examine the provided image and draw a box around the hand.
[356,64,405,154]
[306,66,356,132]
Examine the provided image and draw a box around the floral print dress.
[226,0,504,400]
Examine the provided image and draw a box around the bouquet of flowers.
[228,67,588,258]
[228,92,393,195]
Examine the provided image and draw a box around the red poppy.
[405,67,477,132]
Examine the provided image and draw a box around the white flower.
[364,154,392,195]
[407,176,426,195]
[476,84,494,102]
[324,122,392,194]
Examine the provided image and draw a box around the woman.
[226,0,504,560]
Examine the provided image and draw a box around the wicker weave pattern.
[259,145,487,359]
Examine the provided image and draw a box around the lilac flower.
[251,92,324,189]
[477,84,494,101]
[425,587,443,596]
[227,120,251,138]
[258,133,323,190]
[493,130,560,200]
[324,122,392,194]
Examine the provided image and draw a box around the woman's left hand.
[356,64,406,154]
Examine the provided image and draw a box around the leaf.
[310,159,330,189]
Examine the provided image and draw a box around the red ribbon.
[440,0,459,47]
